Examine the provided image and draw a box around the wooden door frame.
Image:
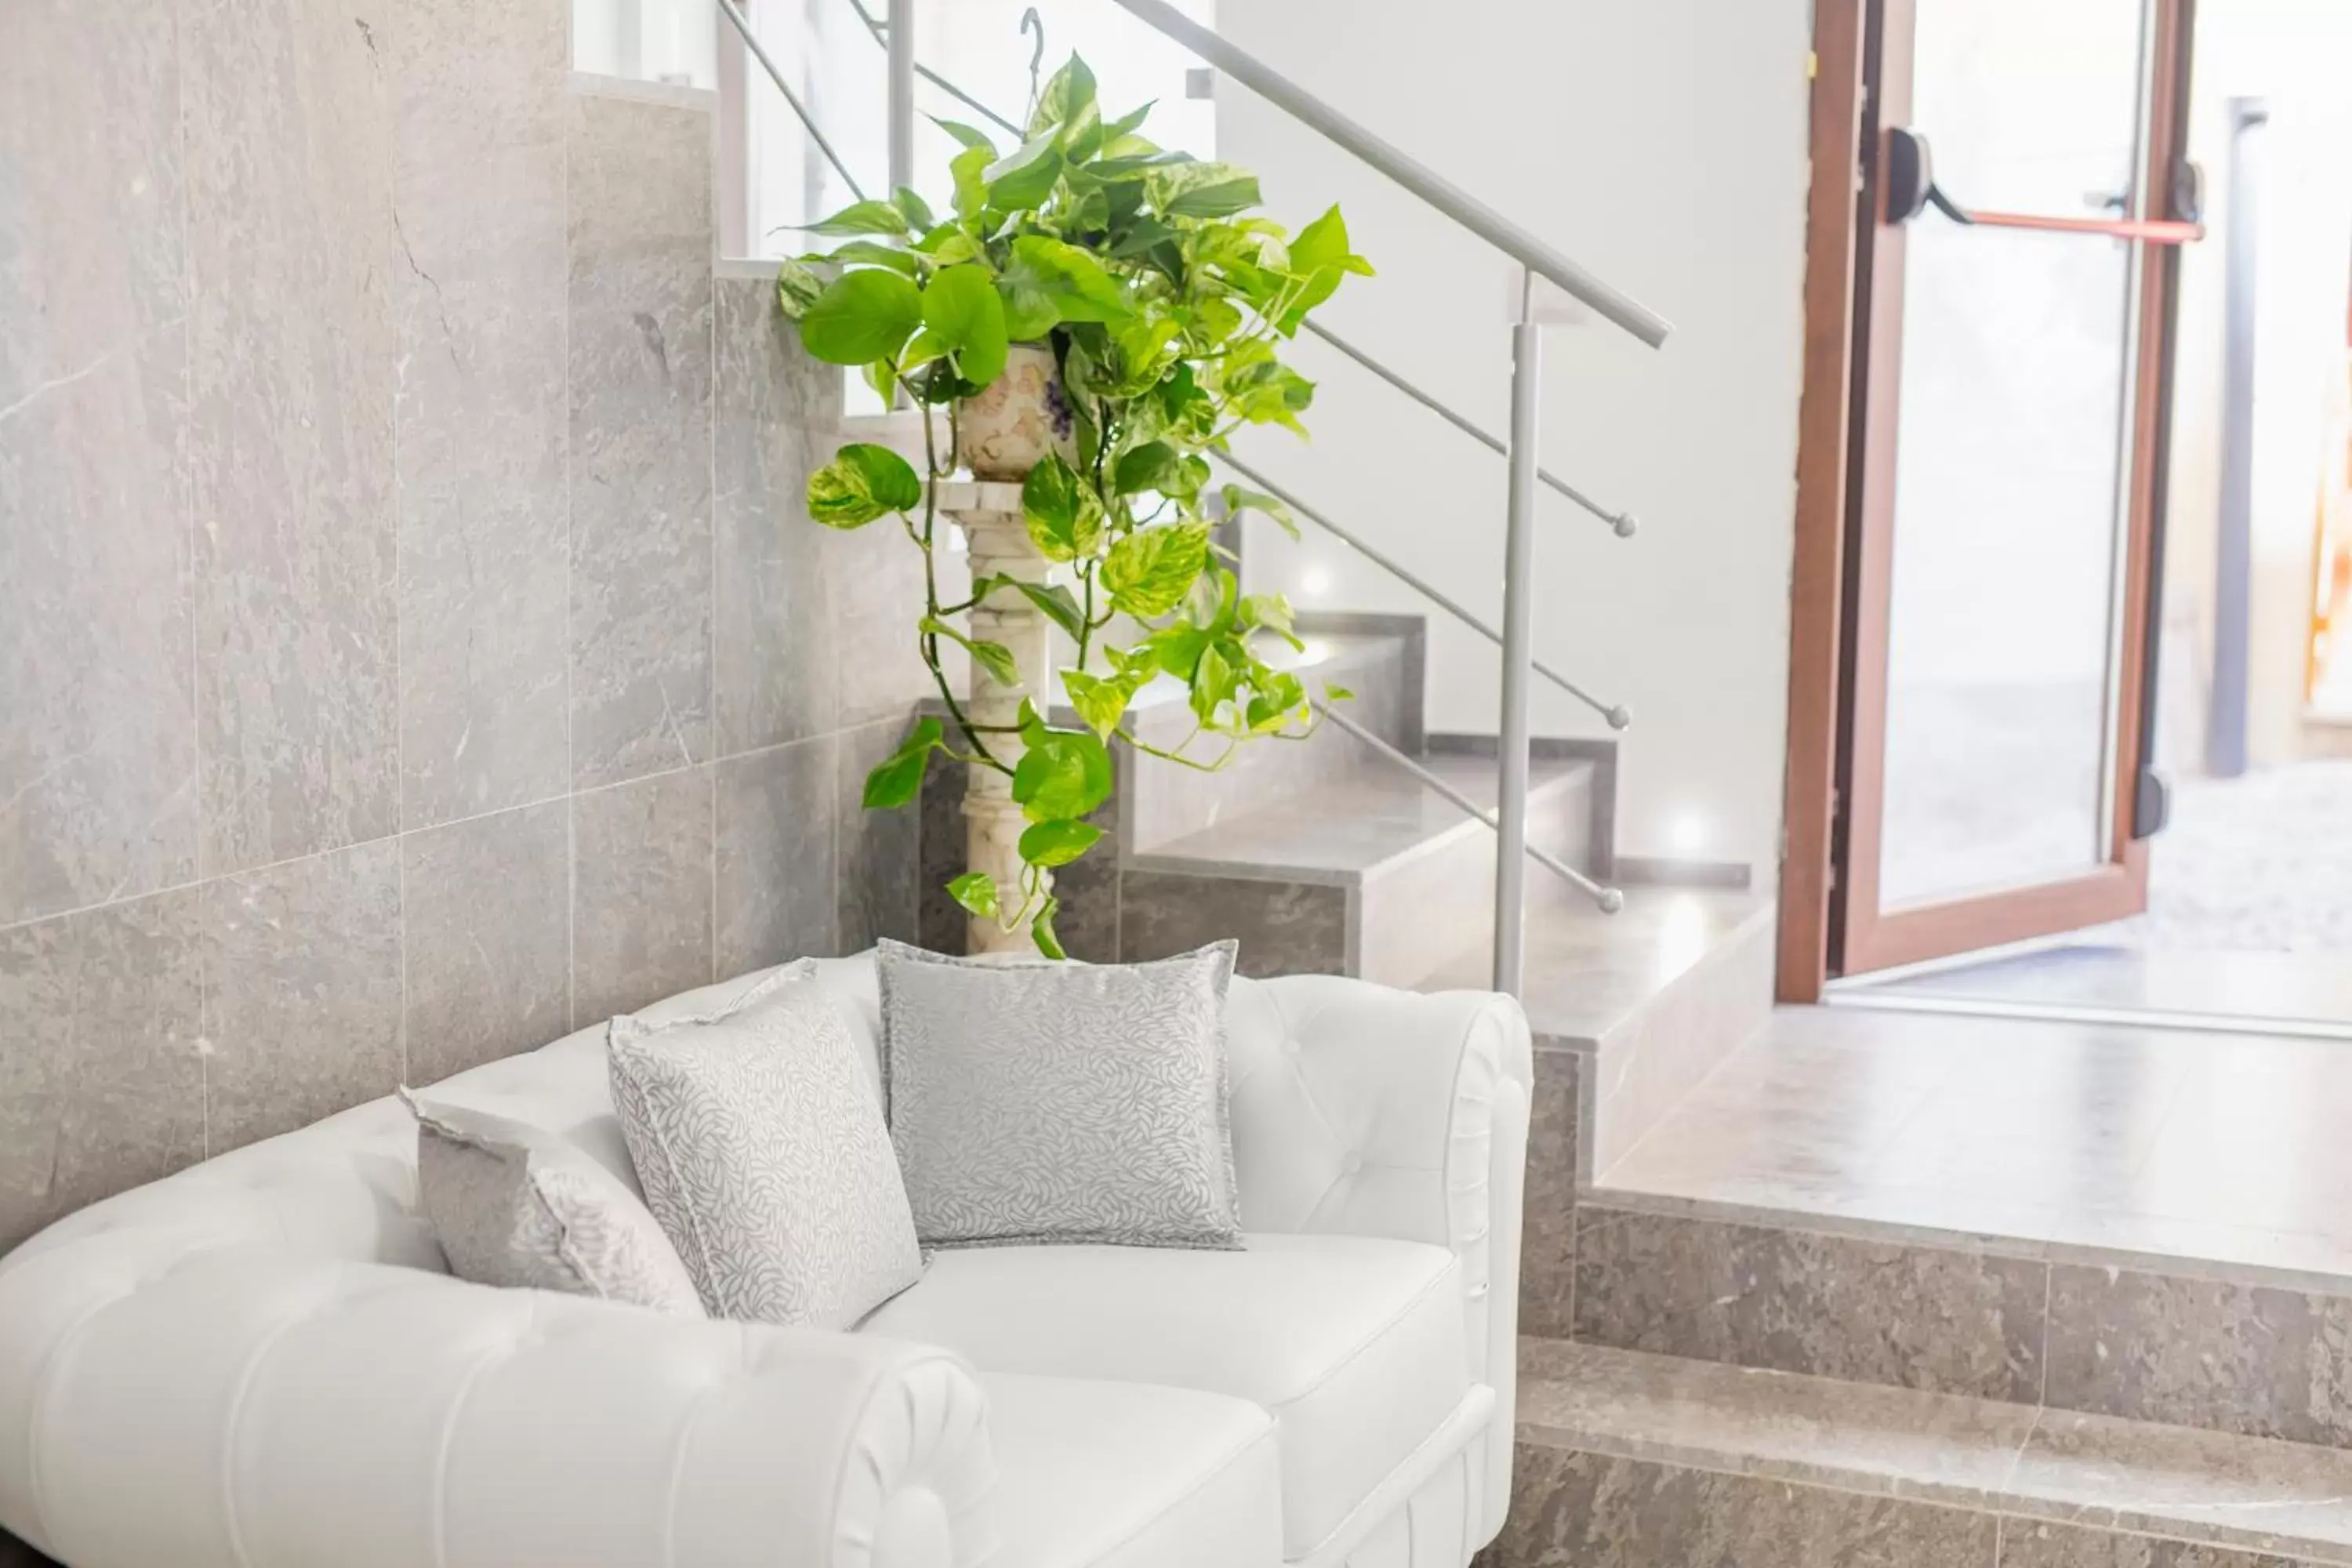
[1777,0,2194,1000]
[1776,0,1872,1003]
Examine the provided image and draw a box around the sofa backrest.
[0,960,869,1283]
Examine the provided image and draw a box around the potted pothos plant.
[776,53,1373,958]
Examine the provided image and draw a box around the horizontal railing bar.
[1301,320,1638,539]
[838,0,1027,139]
[1314,700,1624,913]
[717,0,868,201]
[1219,452,1632,731]
[1103,0,1671,348]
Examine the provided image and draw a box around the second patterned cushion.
[607,963,923,1327]
[877,938,1243,1250]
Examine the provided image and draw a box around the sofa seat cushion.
[860,1232,1467,1559]
[982,1372,1283,1568]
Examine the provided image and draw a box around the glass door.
[1835,0,2198,974]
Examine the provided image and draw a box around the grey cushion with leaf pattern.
[607,963,924,1328]
[877,938,1243,1250]
[401,1091,705,1316]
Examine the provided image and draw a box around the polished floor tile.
[1860,945,2352,1030]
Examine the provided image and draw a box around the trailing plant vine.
[779,53,1373,957]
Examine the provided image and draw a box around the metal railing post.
[1494,281,1543,996]
[886,0,916,192]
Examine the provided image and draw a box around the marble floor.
[1597,1004,2352,1279]
[1856,943,2352,1031]
[1856,758,2352,1026]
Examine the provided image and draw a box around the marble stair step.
[1116,626,1428,854]
[1501,1338,2352,1567]
[1127,751,1597,988]
[1131,752,1595,882]
[1419,887,1775,1182]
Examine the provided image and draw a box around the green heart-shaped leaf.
[920,263,1009,387]
[1103,522,1210,619]
[807,443,923,528]
[1018,818,1104,869]
[800,269,922,366]
[1011,726,1113,822]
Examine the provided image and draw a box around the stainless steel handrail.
[1219,452,1632,731]
[1315,701,1623,910]
[717,0,868,201]
[1102,0,1671,348]
[1301,321,1637,538]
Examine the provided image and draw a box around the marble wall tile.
[1520,1047,1581,1339]
[837,720,922,953]
[715,738,837,975]
[0,0,194,926]
[713,272,840,756]
[184,0,399,873]
[201,839,404,1153]
[1120,869,1349,978]
[0,890,205,1250]
[1570,1204,2049,1403]
[568,90,714,789]
[2042,1265,2352,1446]
[1495,1446,1998,1568]
[572,765,713,1024]
[916,753,971,956]
[827,512,935,731]
[389,0,570,829]
[400,800,570,1086]
[1998,1522,2316,1568]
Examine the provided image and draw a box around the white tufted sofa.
[0,953,1531,1568]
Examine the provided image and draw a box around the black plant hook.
[1021,8,1047,125]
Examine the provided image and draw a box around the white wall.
[2160,0,2352,771]
[1214,0,1813,879]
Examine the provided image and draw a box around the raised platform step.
[1568,1004,2352,1453]
[1499,1339,2352,1567]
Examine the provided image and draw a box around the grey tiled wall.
[0,0,930,1251]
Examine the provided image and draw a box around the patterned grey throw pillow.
[877,938,1243,1250]
[607,964,924,1328]
[401,1091,705,1316]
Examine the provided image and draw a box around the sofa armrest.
[0,1240,996,1568]
[1225,974,1534,1545]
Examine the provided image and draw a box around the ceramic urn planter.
[956,343,1078,480]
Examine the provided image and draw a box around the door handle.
[1883,127,2205,245]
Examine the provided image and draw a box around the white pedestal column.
[939,481,1054,954]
